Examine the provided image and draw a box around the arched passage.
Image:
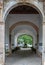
[17,34,33,48]
[4,1,43,65]
[9,21,38,52]
[9,21,39,33]
[14,30,37,48]
[3,1,44,21]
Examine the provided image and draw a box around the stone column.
[36,32,40,56]
[37,32,39,49]
[0,22,5,65]
[0,1,5,65]
[9,33,12,55]
[43,22,45,65]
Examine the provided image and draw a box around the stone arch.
[9,21,39,33]
[14,30,37,48]
[4,0,44,56]
[3,0,44,21]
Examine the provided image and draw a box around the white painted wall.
[6,14,41,28]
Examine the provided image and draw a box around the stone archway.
[3,0,44,21]
[14,30,37,48]
[9,21,39,33]
[9,21,38,54]
[2,0,44,65]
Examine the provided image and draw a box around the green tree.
[18,34,33,46]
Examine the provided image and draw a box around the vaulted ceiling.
[9,5,39,14]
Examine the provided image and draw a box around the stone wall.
[0,1,5,65]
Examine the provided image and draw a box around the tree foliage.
[17,34,33,45]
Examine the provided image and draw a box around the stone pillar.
[0,1,5,65]
[9,33,12,55]
[43,22,45,65]
[37,33,39,49]
[0,22,5,65]
[36,32,39,50]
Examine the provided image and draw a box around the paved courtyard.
[5,50,41,65]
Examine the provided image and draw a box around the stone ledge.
[0,22,5,25]
[43,22,45,25]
